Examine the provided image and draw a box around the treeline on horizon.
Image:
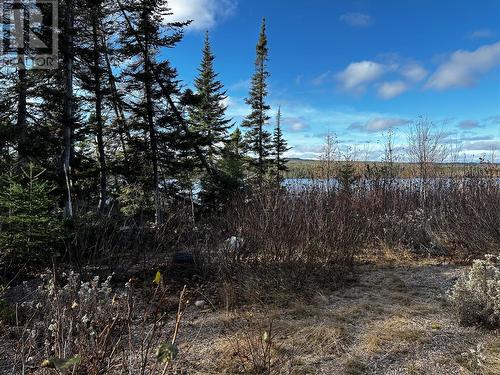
[0,0,289,224]
[285,158,500,180]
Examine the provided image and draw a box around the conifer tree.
[200,128,245,211]
[0,164,63,268]
[74,0,111,212]
[242,18,272,182]
[221,128,246,184]
[189,31,231,162]
[118,0,190,224]
[271,106,290,185]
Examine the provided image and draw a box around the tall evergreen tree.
[100,17,134,182]
[221,127,246,184]
[200,127,245,211]
[0,1,33,162]
[0,67,19,166]
[242,18,272,182]
[189,31,231,163]
[117,0,190,224]
[271,106,290,185]
[0,1,45,163]
[74,0,111,212]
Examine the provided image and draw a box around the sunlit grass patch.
[359,316,428,355]
[287,321,348,356]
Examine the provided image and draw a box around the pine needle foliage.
[0,164,63,269]
[242,18,273,182]
[271,106,290,185]
[189,31,232,162]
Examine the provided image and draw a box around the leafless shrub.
[66,205,196,270]
[211,186,365,274]
[9,270,190,374]
[224,320,296,375]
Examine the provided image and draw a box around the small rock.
[194,300,206,308]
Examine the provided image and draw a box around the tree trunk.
[62,0,74,218]
[15,2,28,161]
[116,0,214,179]
[143,10,161,225]
[92,9,107,212]
[100,23,132,174]
[17,62,27,160]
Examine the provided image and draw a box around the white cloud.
[401,62,428,82]
[460,134,494,141]
[223,96,248,119]
[486,115,500,124]
[339,12,373,27]
[283,117,310,132]
[336,61,385,93]
[223,96,412,158]
[467,29,496,40]
[290,122,309,132]
[457,120,480,129]
[349,118,410,133]
[334,58,427,98]
[228,79,250,92]
[463,140,500,151]
[425,42,500,90]
[168,0,237,30]
[365,118,410,132]
[312,71,332,86]
[220,96,231,108]
[377,81,408,99]
[294,144,323,153]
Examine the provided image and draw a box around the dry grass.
[456,338,500,375]
[483,339,500,375]
[343,356,368,375]
[2,258,499,375]
[193,258,497,375]
[285,321,348,356]
[181,260,496,374]
[358,316,428,355]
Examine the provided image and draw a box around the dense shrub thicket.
[1,165,499,281]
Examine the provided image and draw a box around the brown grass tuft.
[359,316,428,355]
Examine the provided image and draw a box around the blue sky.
[166,0,500,161]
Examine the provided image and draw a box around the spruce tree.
[221,128,245,185]
[0,164,63,269]
[74,0,112,212]
[189,31,231,162]
[118,0,190,224]
[271,106,290,185]
[200,128,245,211]
[242,18,272,182]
